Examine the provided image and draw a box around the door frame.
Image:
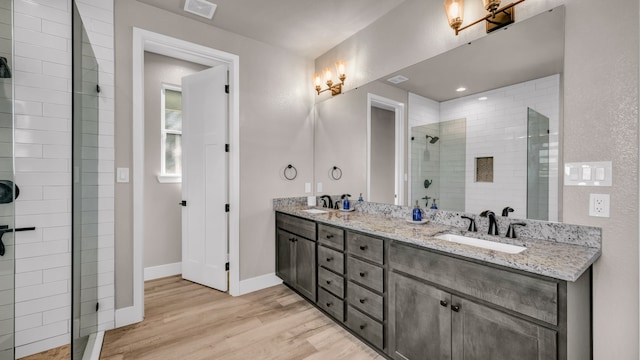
[129,28,240,324]
[367,93,405,205]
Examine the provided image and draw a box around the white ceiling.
[136,0,407,59]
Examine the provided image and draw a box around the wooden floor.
[101,276,383,360]
[19,344,70,360]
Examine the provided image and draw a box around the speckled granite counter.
[274,203,601,282]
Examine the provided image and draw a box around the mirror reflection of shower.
[424,134,439,161]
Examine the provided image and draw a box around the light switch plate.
[564,161,612,186]
[117,167,130,183]
[305,182,311,193]
[316,182,323,193]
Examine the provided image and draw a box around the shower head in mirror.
[426,135,439,144]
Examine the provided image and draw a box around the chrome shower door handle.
[0,226,36,256]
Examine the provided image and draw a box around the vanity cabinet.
[276,213,316,301]
[345,231,387,352]
[388,241,589,360]
[317,223,346,322]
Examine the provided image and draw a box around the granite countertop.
[275,206,601,282]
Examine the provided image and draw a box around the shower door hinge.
[225,84,229,94]
[225,144,229,152]
[96,302,99,312]
[96,84,101,93]
[225,262,229,271]
[225,204,230,212]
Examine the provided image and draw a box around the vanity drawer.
[347,232,384,265]
[318,287,344,322]
[276,213,316,240]
[318,245,344,274]
[389,242,558,325]
[347,281,383,321]
[318,224,344,250]
[346,306,383,350]
[318,266,344,298]
[347,257,384,293]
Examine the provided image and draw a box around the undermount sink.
[302,208,329,214]
[434,233,526,254]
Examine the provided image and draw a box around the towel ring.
[284,164,297,180]
[330,166,342,180]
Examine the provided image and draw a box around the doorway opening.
[367,94,405,205]
[120,28,240,327]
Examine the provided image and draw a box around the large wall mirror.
[314,5,564,222]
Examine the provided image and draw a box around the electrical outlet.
[589,194,610,217]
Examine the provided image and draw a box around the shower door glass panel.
[0,0,13,359]
[527,108,550,221]
[72,3,99,358]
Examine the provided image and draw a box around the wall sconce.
[444,0,525,35]
[314,61,346,96]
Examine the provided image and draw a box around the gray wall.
[316,0,639,358]
[143,52,207,269]
[115,0,314,307]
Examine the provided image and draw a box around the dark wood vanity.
[276,211,592,360]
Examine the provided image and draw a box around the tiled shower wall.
[408,75,560,221]
[13,0,114,357]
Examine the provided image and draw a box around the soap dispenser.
[430,198,438,210]
[342,194,351,210]
[413,200,422,221]
[358,193,364,203]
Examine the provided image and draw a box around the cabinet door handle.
[451,304,461,312]
[326,234,334,239]
[326,257,333,262]
[326,302,332,307]
[440,300,448,307]
[359,245,367,251]
[359,298,366,304]
[289,237,295,242]
[359,324,366,330]
[326,280,331,284]
[359,272,366,277]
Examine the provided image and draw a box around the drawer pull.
[451,304,461,312]
[289,237,295,242]
[359,324,366,330]
[326,234,334,239]
[359,272,366,277]
[326,257,333,262]
[326,280,331,284]
[326,302,332,307]
[359,298,366,304]
[359,245,367,251]
[440,300,448,307]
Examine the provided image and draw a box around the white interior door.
[181,65,228,291]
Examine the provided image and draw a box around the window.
[160,85,183,181]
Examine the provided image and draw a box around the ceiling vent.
[184,0,217,19]
[387,75,409,84]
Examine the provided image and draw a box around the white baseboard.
[115,306,143,328]
[238,273,282,296]
[144,262,182,281]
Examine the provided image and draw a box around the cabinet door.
[276,229,293,284]
[451,296,557,360]
[389,272,452,360]
[295,236,316,301]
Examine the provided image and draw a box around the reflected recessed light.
[387,75,409,84]
[478,96,488,101]
[456,87,467,92]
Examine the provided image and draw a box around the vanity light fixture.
[314,61,347,96]
[444,0,525,35]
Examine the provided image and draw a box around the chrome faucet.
[506,222,527,238]
[460,215,477,232]
[479,210,499,236]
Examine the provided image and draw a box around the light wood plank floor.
[101,276,384,360]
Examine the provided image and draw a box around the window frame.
[158,83,183,183]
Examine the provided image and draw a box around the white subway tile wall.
[13,0,114,357]
[408,75,560,220]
